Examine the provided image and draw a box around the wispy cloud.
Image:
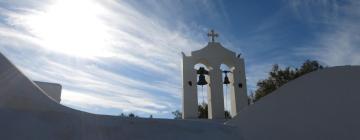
[0,0,216,118]
[2,0,358,118]
[290,0,360,66]
[287,0,341,25]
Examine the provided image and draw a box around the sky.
[0,0,359,118]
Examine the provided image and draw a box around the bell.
[197,67,209,75]
[197,67,209,86]
[197,74,208,85]
[223,74,230,85]
[223,71,231,85]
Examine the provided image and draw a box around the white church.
[0,30,360,140]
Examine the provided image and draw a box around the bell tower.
[182,30,248,119]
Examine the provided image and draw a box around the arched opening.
[194,63,211,119]
[220,64,235,119]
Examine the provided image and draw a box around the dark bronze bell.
[197,67,209,86]
[197,74,208,85]
[223,75,230,85]
[223,71,231,85]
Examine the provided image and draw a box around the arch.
[222,58,236,68]
[194,63,211,119]
[192,57,213,70]
[220,63,235,118]
[194,63,211,71]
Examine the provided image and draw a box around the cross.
[207,29,219,42]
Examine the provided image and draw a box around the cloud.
[4,0,357,118]
[291,0,360,66]
[287,0,341,25]
[61,90,161,114]
[0,0,216,118]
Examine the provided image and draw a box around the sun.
[24,0,113,58]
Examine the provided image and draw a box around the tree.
[172,110,182,119]
[119,113,126,117]
[119,112,139,118]
[224,110,231,119]
[198,103,208,119]
[128,113,135,118]
[198,103,231,119]
[254,60,324,101]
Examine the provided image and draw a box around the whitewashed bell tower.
[182,30,248,119]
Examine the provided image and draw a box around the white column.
[208,67,225,119]
[231,58,248,116]
[182,56,198,119]
[228,72,236,117]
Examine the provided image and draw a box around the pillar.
[208,67,225,119]
[182,55,198,119]
[231,58,248,116]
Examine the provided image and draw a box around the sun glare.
[24,0,113,58]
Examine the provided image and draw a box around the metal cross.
[207,29,219,42]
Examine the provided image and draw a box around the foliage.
[128,113,136,118]
[172,110,183,119]
[198,103,208,119]
[119,113,153,118]
[224,110,231,119]
[119,112,139,118]
[255,60,324,101]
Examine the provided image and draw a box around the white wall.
[34,81,62,103]
[228,66,360,140]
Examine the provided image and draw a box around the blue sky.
[0,0,359,118]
